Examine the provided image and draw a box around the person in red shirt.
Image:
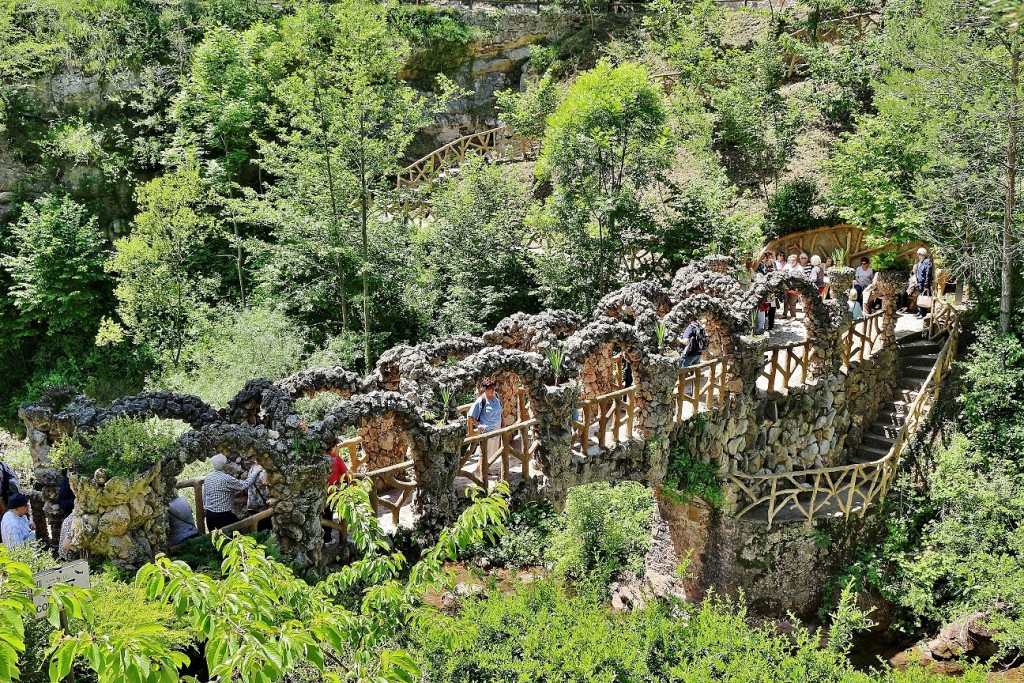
[323,441,350,543]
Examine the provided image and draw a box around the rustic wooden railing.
[674,356,731,424]
[762,340,812,393]
[843,310,884,366]
[730,311,959,527]
[397,126,539,192]
[459,418,539,489]
[572,385,637,454]
[782,12,879,78]
[927,297,957,340]
[334,436,417,526]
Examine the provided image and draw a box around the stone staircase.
[849,331,943,466]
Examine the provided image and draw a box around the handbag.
[917,293,932,308]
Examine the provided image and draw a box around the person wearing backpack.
[679,320,709,368]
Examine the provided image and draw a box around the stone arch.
[483,310,584,352]
[275,367,366,400]
[438,347,549,425]
[368,334,485,395]
[592,280,674,346]
[83,391,220,431]
[670,267,745,303]
[662,294,747,360]
[745,272,832,343]
[562,321,650,399]
[314,392,426,474]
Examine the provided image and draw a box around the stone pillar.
[265,456,331,571]
[875,271,906,347]
[71,465,165,570]
[633,355,679,486]
[411,425,463,537]
[18,404,77,543]
[827,267,855,303]
[531,383,578,511]
[579,343,617,398]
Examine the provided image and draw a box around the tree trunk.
[359,116,372,369]
[1002,47,1019,335]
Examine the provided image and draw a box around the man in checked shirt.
[203,454,263,531]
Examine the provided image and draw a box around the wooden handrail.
[731,310,959,527]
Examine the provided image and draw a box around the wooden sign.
[32,560,90,618]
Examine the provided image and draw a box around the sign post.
[32,559,90,619]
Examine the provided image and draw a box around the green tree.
[106,153,220,369]
[413,155,538,336]
[257,0,428,366]
[827,114,927,244]
[871,0,1022,332]
[712,43,806,199]
[172,24,282,308]
[533,59,672,310]
[1,195,111,339]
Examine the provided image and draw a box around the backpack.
[686,323,710,357]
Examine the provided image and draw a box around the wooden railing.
[397,126,539,192]
[762,341,812,393]
[459,418,539,489]
[843,310,884,366]
[674,356,731,424]
[731,311,959,527]
[334,436,417,526]
[572,385,637,454]
[927,297,957,340]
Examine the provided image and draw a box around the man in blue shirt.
[2,493,36,548]
[468,378,503,434]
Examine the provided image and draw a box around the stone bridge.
[19,256,959,572]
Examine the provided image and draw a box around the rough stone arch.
[483,310,584,352]
[662,294,748,359]
[592,279,674,345]
[83,391,221,432]
[437,347,549,424]
[275,367,366,400]
[563,321,650,399]
[368,334,486,396]
[314,392,426,473]
[670,267,745,303]
[745,272,831,341]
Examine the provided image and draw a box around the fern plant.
[545,347,566,385]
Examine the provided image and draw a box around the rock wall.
[660,494,883,619]
[411,10,592,147]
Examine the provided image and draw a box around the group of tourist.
[752,246,935,331]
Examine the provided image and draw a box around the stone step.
[903,365,933,380]
[868,421,902,439]
[899,340,943,357]
[862,432,895,451]
[899,377,924,391]
[903,353,939,366]
[857,443,892,461]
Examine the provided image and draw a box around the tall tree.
[106,154,220,369]
[257,0,427,365]
[533,60,672,311]
[172,24,281,309]
[864,0,1022,332]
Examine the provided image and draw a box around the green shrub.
[50,416,176,478]
[545,482,654,589]
[662,446,726,509]
[173,530,281,573]
[464,501,557,568]
[765,177,833,237]
[870,249,913,273]
[408,577,960,683]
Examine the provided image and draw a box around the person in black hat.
[1,493,36,547]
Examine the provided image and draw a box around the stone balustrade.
[19,259,904,570]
